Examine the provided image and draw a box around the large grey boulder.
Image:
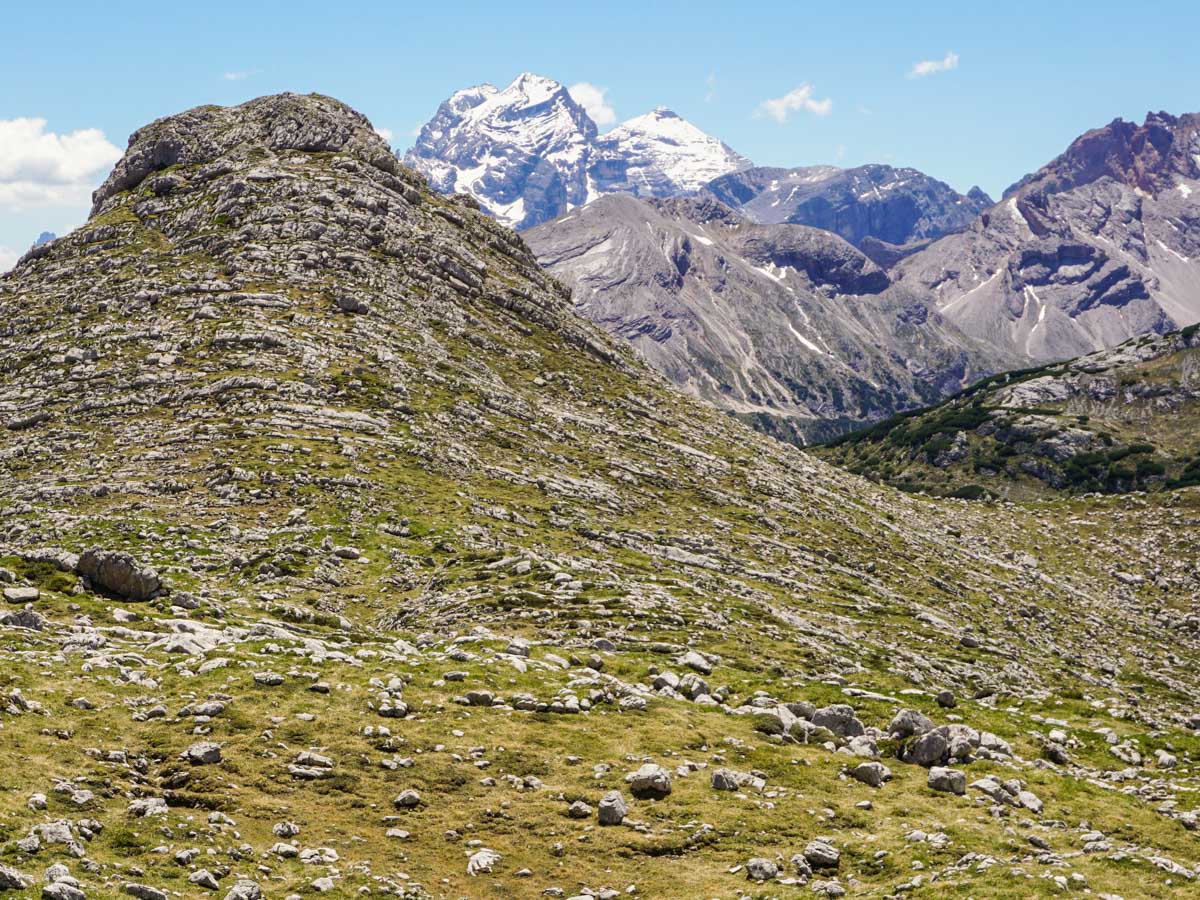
[888,708,934,739]
[928,766,966,795]
[76,549,161,601]
[811,704,865,738]
[597,790,627,825]
[625,763,672,799]
[745,858,778,881]
[903,730,950,767]
[184,742,222,765]
[804,840,841,869]
[223,881,262,900]
[848,761,892,788]
[0,864,30,890]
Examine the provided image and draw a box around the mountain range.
[407,77,1200,441]
[3,91,1200,899]
[702,164,992,264]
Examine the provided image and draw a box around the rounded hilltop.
[92,92,398,215]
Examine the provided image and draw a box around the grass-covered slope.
[1,94,1200,898]
[816,327,1200,500]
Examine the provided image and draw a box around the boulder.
[804,840,841,870]
[928,766,966,795]
[0,865,30,891]
[745,858,778,881]
[811,704,865,738]
[597,790,627,825]
[888,708,933,739]
[76,549,161,601]
[184,742,223,765]
[848,761,891,788]
[903,730,949,767]
[625,763,672,799]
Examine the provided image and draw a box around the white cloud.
[0,118,122,212]
[375,127,395,144]
[568,82,616,127]
[223,69,258,81]
[705,72,718,103]
[908,52,959,79]
[756,84,833,123]
[0,245,18,273]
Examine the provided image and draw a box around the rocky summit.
[2,92,1200,900]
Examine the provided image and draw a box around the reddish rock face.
[1008,112,1200,199]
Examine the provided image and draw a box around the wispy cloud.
[0,117,122,211]
[0,245,18,273]
[704,72,718,103]
[222,69,259,82]
[908,52,959,79]
[567,82,616,127]
[375,127,395,145]
[756,84,833,123]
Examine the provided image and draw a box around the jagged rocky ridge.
[1,93,1200,898]
[526,194,1010,443]
[896,112,1200,363]
[816,325,1200,499]
[403,73,749,229]
[703,164,992,265]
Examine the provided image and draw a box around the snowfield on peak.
[593,107,752,197]
[405,74,750,229]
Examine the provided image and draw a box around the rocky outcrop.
[76,550,162,601]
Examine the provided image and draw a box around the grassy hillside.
[815,327,1200,500]
[1,94,1200,898]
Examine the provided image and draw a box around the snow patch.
[941,271,1000,313]
[1156,238,1191,263]
[784,319,823,354]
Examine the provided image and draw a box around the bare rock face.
[76,550,161,601]
[895,112,1200,363]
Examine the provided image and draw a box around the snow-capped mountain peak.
[594,107,753,196]
[404,74,752,229]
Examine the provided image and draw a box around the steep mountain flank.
[526,194,1009,443]
[2,93,1200,898]
[896,113,1200,363]
[816,326,1200,499]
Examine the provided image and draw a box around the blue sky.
[3,0,1198,266]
